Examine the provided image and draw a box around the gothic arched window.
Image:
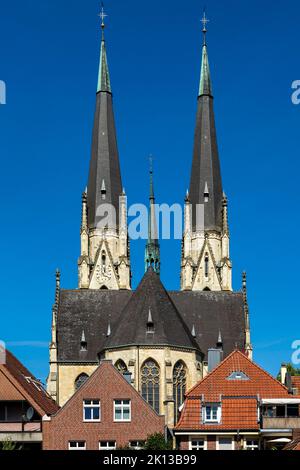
[205,255,209,278]
[173,361,187,423]
[101,252,106,271]
[115,359,128,375]
[141,359,160,414]
[75,373,89,391]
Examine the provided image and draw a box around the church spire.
[199,11,212,97]
[87,5,123,230]
[145,158,160,275]
[97,5,111,93]
[189,12,223,232]
[181,13,232,292]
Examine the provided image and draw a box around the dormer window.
[204,182,209,203]
[227,371,249,381]
[147,323,154,334]
[101,180,106,200]
[202,404,221,423]
[80,331,87,352]
[146,308,154,334]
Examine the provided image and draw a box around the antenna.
[26,407,34,421]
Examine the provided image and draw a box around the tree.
[144,433,172,451]
[277,363,300,381]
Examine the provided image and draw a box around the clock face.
[96,263,112,283]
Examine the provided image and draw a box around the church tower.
[181,14,232,292]
[78,10,131,290]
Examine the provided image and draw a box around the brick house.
[43,360,165,450]
[174,350,300,450]
[0,348,59,449]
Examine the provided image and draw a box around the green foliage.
[0,438,22,451]
[277,363,300,381]
[144,433,173,451]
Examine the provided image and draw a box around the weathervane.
[99,2,108,30]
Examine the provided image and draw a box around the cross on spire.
[201,9,209,45]
[201,10,209,32]
[99,2,108,29]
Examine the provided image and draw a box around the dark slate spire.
[103,268,200,351]
[189,14,223,232]
[87,10,122,229]
[145,159,160,274]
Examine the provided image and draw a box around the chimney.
[208,348,223,372]
[280,363,287,385]
[123,371,132,384]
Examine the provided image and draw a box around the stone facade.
[181,195,232,292]
[78,192,131,291]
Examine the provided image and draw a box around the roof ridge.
[103,269,201,351]
[186,350,292,398]
[186,349,239,396]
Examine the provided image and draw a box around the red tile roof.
[176,350,300,431]
[292,376,300,393]
[0,349,59,416]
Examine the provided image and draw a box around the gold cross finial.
[99,2,107,30]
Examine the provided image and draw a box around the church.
[47,11,252,429]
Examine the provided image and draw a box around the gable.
[50,362,163,424]
[89,241,119,289]
[187,351,291,400]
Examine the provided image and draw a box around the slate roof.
[87,33,122,229]
[189,41,223,232]
[57,272,246,362]
[0,349,59,416]
[170,291,245,359]
[57,289,132,362]
[175,350,297,431]
[104,269,199,351]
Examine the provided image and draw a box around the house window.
[83,400,101,422]
[287,404,299,417]
[114,400,131,422]
[173,361,187,424]
[245,439,259,451]
[190,439,206,450]
[69,441,86,450]
[75,373,89,391]
[130,441,145,450]
[218,437,233,450]
[99,441,116,450]
[204,404,220,423]
[141,359,160,414]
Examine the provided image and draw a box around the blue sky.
[0,0,299,382]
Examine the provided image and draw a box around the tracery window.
[115,359,128,375]
[74,373,89,391]
[141,359,160,413]
[173,361,187,423]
